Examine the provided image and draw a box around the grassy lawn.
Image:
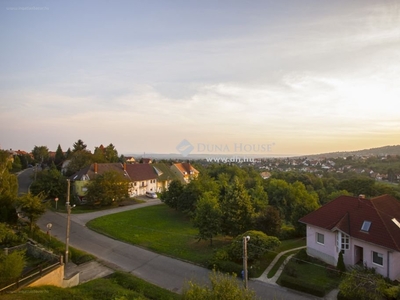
[2,271,181,300]
[87,204,231,265]
[277,251,341,296]
[48,197,146,214]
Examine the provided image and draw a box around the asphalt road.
[36,203,317,299]
[18,170,317,299]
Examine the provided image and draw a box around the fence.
[0,242,63,294]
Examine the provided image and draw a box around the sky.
[1,0,400,157]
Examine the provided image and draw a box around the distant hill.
[307,145,400,159]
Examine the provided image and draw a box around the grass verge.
[87,204,231,266]
[1,271,181,300]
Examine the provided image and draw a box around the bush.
[336,251,346,274]
[209,260,243,276]
[280,225,296,240]
[280,274,326,297]
[229,231,280,262]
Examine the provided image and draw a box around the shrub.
[280,274,326,297]
[336,251,346,274]
[280,225,296,240]
[229,231,280,262]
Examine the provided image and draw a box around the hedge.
[279,274,326,297]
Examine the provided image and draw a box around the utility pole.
[243,235,250,289]
[65,179,71,264]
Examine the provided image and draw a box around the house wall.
[350,238,400,280]
[306,226,338,266]
[73,180,89,197]
[129,179,157,196]
[305,228,400,280]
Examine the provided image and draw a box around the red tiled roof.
[125,163,157,181]
[299,195,400,251]
[173,163,199,175]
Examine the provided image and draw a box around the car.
[145,191,157,199]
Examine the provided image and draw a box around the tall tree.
[254,206,282,237]
[0,150,18,224]
[220,177,255,237]
[54,144,65,169]
[17,193,47,233]
[160,179,184,210]
[72,139,87,152]
[105,143,119,162]
[30,165,67,202]
[66,150,92,176]
[193,192,222,245]
[31,146,49,164]
[85,171,130,206]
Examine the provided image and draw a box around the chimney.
[359,194,365,199]
[94,163,98,174]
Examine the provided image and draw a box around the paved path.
[255,246,306,285]
[37,201,327,299]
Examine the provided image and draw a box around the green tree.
[336,251,346,275]
[254,206,282,237]
[11,155,22,171]
[17,193,47,233]
[32,145,49,164]
[0,223,25,247]
[339,266,389,300]
[0,250,26,287]
[85,171,130,206]
[29,165,67,202]
[66,149,92,176]
[72,139,87,152]
[183,270,256,300]
[194,192,222,245]
[289,181,320,235]
[105,143,119,163]
[54,144,65,170]
[228,230,280,262]
[177,179,203,216]
[220,177,255,237]
[338,177,375,197]
[160,179,184,210]
[264,178,290,220]
[0,150,19,224]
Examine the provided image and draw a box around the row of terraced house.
[69,162,199,203]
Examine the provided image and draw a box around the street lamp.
[65,179,75,264]
[55,197,59,210]
[243,236,250,289]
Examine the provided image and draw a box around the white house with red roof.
[125,163,158,196]
[299,194,400,280]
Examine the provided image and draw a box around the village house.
[171,162,199,184]
[299,194,400,280]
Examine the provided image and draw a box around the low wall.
[28,264,64,288]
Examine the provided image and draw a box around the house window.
[361,221,371,232]
[141,182,144,187]
[341,234,349,250]
[372,251,383,266]
[316,233,324,245]
[336,232,350,251]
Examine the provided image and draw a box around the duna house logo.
[176,139,194,157]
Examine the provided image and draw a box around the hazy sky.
[1,0,399,156]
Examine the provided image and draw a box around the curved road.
[17,170,316,299]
